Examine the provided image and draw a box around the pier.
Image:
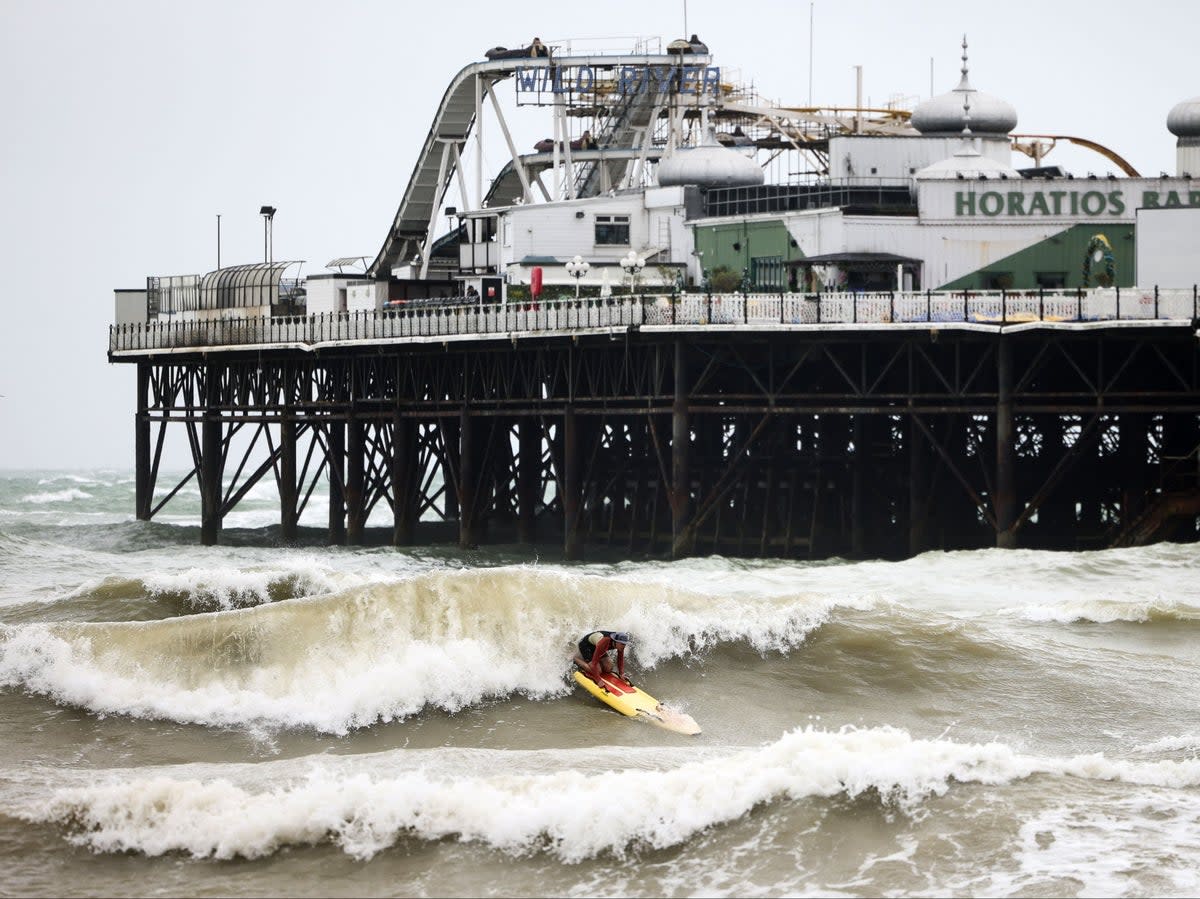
[107,37,1200,557]
[111,289,1200,558]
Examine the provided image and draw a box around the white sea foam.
[36,474,106,487]
[0,566,840,732]
[1004,596,1200,624]
[138,558,367,610]
[21,488,93,504]
[17,726,1200,862]
[1132,733,1200,756]
[992,792,1200,896]
[587,544,1200,625]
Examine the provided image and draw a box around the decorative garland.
[1082,233,1116,287]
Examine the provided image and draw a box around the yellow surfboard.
[572,670,701,735]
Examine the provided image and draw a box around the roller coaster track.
[368,53,687,278]
[1011,134,1141,177]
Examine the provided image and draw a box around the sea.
[1,468,1199,898]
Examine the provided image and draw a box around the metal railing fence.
[109,286,1200,353]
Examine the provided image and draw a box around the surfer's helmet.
[612,632,631,645]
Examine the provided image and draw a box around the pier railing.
[109,287,1200,354]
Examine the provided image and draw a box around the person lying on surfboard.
[573,630,632,686]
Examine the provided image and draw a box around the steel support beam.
[280,417,298,541]
[563,404,581,559]
[392,412,417,546]
[200,364,223,546]
[518,416,541,544]
[346,416,366,544]
[909,413,928,556]
[995,338,1017,548]
[327,420,346,545]
[459,407,475,549]
[671,339,691,557]
[135,362,151,521]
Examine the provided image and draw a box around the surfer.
[573,630,631,685]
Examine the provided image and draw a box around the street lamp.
[565,254,590,299]
[259,205,277,265]
[620,250,644,296]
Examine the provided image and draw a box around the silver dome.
[1167,96,1200,138]
[656,131,764,188]
[915,141,1022,181]
[911,83,1018,135]
[912,36,1017,135]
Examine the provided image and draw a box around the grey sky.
[0,0,1192,471]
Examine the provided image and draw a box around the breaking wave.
[17,726,1200,862]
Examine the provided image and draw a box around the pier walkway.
[109,287,1199,356]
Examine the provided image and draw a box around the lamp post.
[620,250,644,296]
[565,254,590,299]
[259,205,277,265]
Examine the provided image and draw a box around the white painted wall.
[781,208,846,259]
[779,208,1074,289]
[306,275,371,315]
[347,281,387,312]
[180,306,270,321]
[1178,143,1200,178]
[831,134,1012,180]
[1136,206,1200,287]
[919,177,1200,224]
[500,188,691,288]
[114,290,147,325]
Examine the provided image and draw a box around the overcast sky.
[0,0,1193,471]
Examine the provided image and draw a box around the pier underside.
[129,326,1200,559]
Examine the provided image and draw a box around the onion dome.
[911,36,1017,135]
[915,141,1022,180]
[656,129,764,188]
[1167,96,1200,137]
[916,45,1022,182]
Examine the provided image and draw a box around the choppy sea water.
[1,469,1199,898]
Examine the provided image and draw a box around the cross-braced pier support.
[128,323,1200,558]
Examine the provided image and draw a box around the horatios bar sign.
[923,179,1200,222]
[515,64,721,97]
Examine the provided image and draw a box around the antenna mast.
[808,2,814,106]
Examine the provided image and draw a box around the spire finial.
[957,35,976,150]
[956,32,973,92]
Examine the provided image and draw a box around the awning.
[326,256,368,272]
[789,252,921,268]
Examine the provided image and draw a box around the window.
[594,214,630,246]
[982,271,1014,290]
[1036,271,1066,289]
[750,256,785,291]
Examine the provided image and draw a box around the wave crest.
[21,726,1200,861]
[0,567,839,733]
